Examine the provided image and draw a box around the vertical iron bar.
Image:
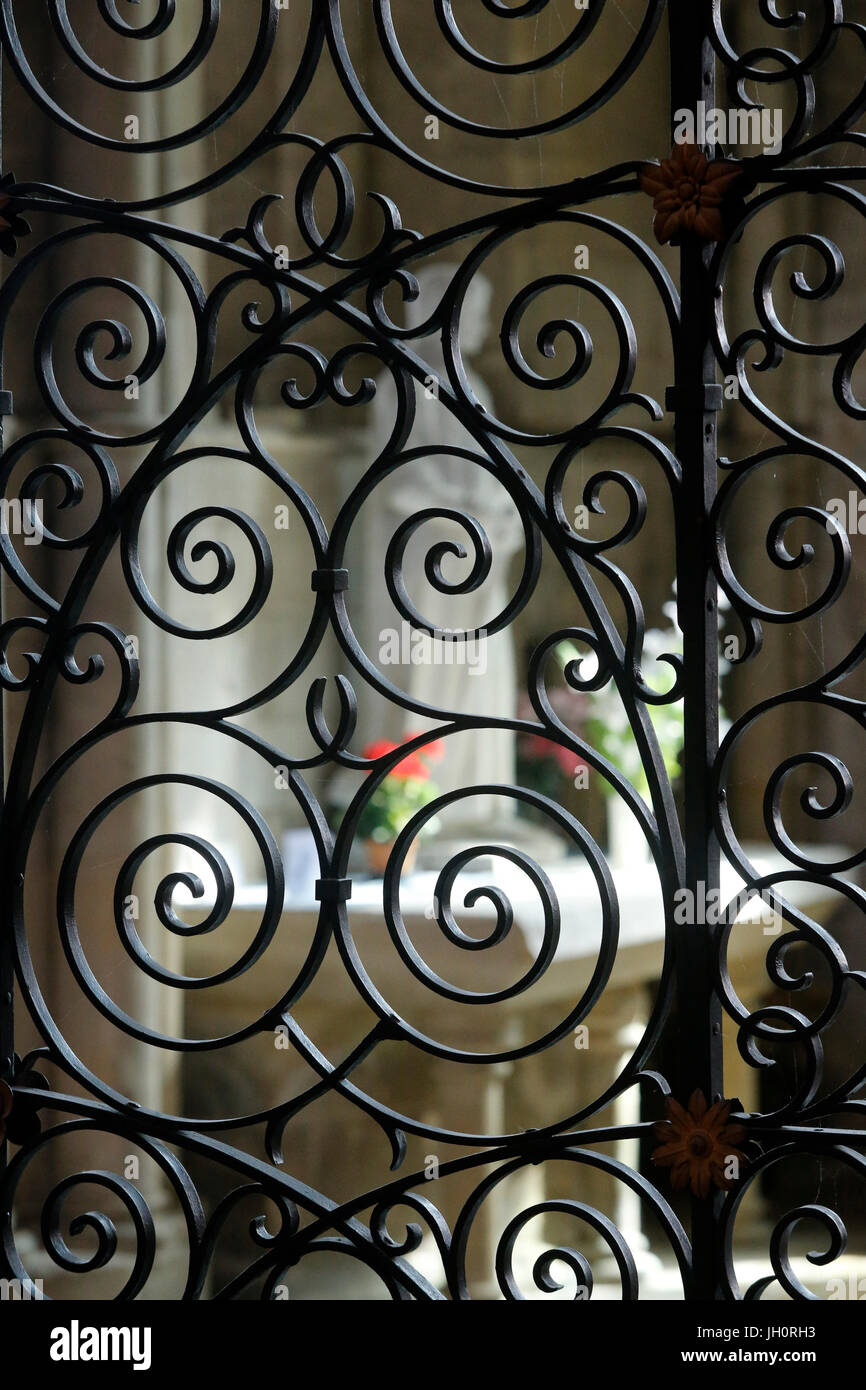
[0,43,11,1216]
[0,42,10,1119]
[668,0,725,1300]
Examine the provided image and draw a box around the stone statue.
[354,262,525,836]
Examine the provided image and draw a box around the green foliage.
[357,775,438,842]
[552,584,731,800]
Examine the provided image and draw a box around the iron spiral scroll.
[0,0,862,1302]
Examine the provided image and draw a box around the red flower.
[639,143,742,245]
[413,736,445,763]
[363,740,399,762]
[362,738,435,781]
[392,752,429,781]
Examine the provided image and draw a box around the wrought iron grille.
[0,0,865,1302]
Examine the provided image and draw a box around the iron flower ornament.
[639,143,743,245]
[0,1079,11,1145]
[0,1063,49,1147]
[0,172,30,257]
[652,1089,748,1197]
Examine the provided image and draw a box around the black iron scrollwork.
[0,0,863,1302]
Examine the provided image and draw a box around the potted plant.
[358,736,443,875]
